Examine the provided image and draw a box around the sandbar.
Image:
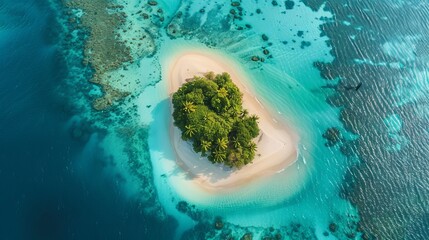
[167,51,298,192]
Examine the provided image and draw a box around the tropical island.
[167,51,298,191]
[172,72,260,168]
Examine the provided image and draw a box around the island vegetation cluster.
[172,72,260,168]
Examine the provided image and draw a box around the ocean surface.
[1,0,428,239]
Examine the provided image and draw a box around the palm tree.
[240,109,249,118]
[201,140,212,152]
[247,142,257,153]
[182,101,196,113]
[213,150,226,163]
[217,87,228,98]
[227,150,242,163]
[232,137,241,149]
[184,125,196,137]
[230,105,241,117]
[203,113,208,121]
[250,114,259,122]
[204,71,215,80]
[216,137,228,150]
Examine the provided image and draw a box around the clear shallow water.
[1,0,428,239]
[148,39,354,234]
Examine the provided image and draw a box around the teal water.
[147,38,354,232]
[2,0,428,239]
[86,1,359,238]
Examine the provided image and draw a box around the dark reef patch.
[285,0,295,10]
[300,40,311,49]
[181,220,318,240]
[323,127,342,146]
[65,0,160,110]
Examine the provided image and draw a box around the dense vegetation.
[172,72,260,168]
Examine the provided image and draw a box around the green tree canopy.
[172,72,260,168]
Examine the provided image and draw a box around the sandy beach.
[167,51,298,192]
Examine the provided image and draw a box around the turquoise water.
[99,1,359,238]
[2,0,428,239]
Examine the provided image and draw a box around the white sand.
[167,51,298,192]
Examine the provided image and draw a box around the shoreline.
[167,51,298,192]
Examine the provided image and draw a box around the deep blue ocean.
[1,0,429,239]
[0,1,173,239]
